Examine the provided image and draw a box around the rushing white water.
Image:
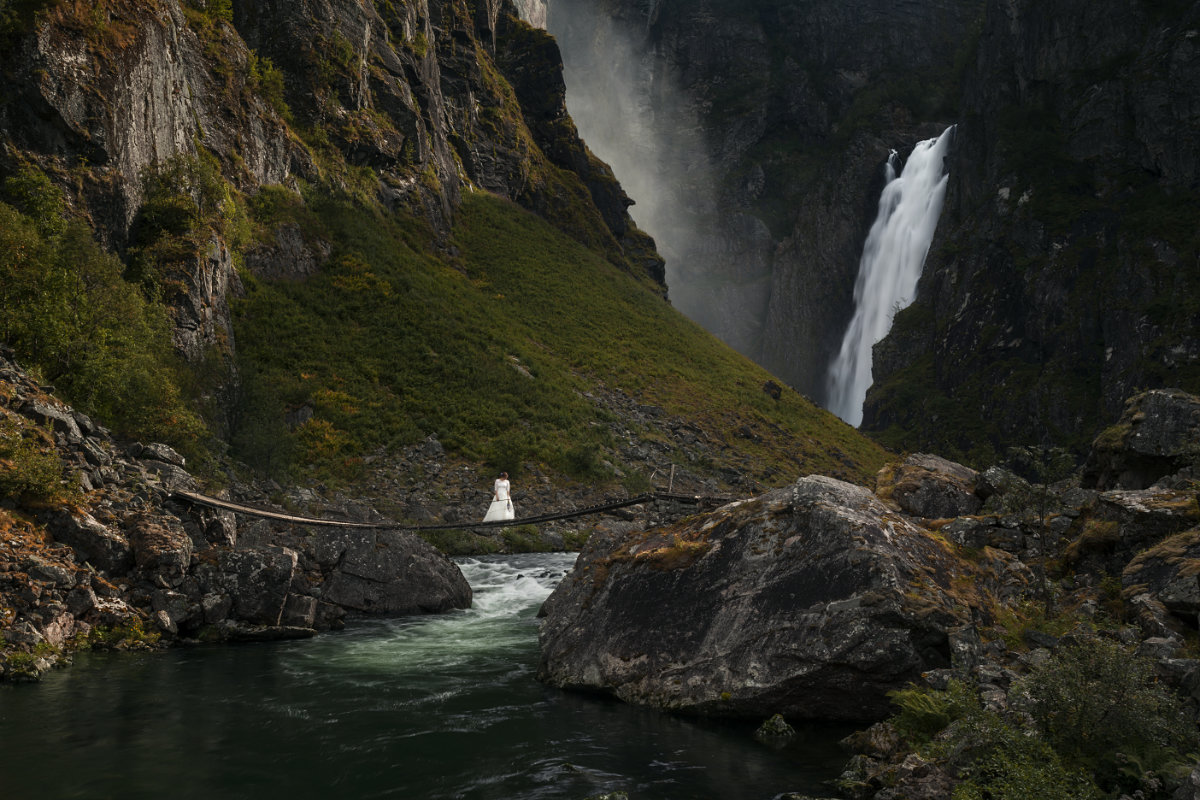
[826,126,955,426]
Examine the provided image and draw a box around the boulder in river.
[537,475,985,720]
[322,530,472,615]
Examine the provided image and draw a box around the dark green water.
[0,554,852,799]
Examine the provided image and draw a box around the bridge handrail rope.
[171,489,736,533]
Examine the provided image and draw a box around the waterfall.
[825,125,955,427]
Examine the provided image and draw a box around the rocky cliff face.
[864,0,1200,460]
[543,0,980,403]
[0,347,471,681]
[0,0,661,371]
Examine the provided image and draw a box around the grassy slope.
[234,188,888,488]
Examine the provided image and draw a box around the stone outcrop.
[0,350,472,680]
[537,475,984,720]
[876,453,981,519]
[321,530,472,615]
[1123,528,1200,630]
[1083,388,1200,490]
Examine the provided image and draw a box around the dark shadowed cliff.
[544,0,981,404]
[865,0,1200,462]
[545,0,1200,465]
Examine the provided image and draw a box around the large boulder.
[876,454,981,519]
[1083,388,1200,490]
[44,510,134,576]
[196,546,299,626]
[537,475,985,720]
[322,530,472,615]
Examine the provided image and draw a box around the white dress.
[482,478,515,521]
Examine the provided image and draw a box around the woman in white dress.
[483,472,515,521]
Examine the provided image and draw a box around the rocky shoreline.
[541,390,1200,799]
[0,345,724,681]
[1,346,475,680]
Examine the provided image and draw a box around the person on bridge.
[483,472,515,522]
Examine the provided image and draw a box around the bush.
[1013,638,1200,793]
[0,194,208,459]
[949,712,1101,800]
[884,680,1101,800]
[0,416,66,503]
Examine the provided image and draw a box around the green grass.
[233,188,888,487]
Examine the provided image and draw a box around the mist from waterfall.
[826,126,955,427]
[543,1,721,333]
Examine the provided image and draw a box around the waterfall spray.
[826,125,955,427]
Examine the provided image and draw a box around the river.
[0,554,852,799]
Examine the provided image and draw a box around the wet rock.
[280,593,318,628]
[199,546,299,627]
[755,713,796,740]
[208,621,316,642]
[538,475,984,720]
[322,531,472,616]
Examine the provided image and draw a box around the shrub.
[1013,638,1200,793]
[888,679,978,743]
[0,415,66,503]
[949,712,1101,800]
[0,193,208,459]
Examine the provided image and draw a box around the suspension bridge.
[171,489,737,532]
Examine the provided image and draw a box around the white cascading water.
[826,125,955,426]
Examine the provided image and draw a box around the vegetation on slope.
[0,0,889,498]
[0,167,208,459]
[876,638,1199,800]
[233,186,888,487]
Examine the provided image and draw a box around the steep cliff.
[0,0,661,379]
[0,0,887,502]
[543,0,981,403]
[864,0,1200,463]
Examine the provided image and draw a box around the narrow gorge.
[2,1,1200,799]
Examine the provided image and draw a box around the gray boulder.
[128,516,193,578]
[537,475,983,720]
[322,530,472,615]
[877,454,981,519]
[197,546,299,626]
[1084,388,1200,490]
[44,510,133,576]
